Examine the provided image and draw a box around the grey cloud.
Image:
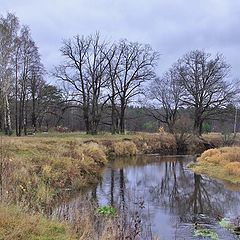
[1,0,240,79]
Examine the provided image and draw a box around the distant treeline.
[0,13,238,136]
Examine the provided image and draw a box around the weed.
[194,228,218,240]
[218,218,232,230]
[96,206,116,217]
[0,204,77,240]
[224,162,240,176]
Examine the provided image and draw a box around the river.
[53,155,240,239]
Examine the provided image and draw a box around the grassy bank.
[1,137,108,210]
[188,147,240,184]
[0,131,231,209]
[0,132,178,207]
[0,131,234,239]
[0,132,176,239]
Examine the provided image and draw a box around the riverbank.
[1,132,173,239]
[0,132,179,209]
[0,132,236,239]
[188,147,240,184]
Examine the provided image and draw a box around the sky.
[1,0,240,81]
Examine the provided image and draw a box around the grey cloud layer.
[1,0,240,78]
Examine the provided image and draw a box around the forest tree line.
[0,13,238,136]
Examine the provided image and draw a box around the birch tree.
[0,13,19,135]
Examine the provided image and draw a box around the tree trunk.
[4,95,12,135]
[167,121,175,134]
[23,99,27,135]
[15,91,19,136]
[90,120,99,135]
[18,99,22,136]
[193,109,203,136]
[193,119,203,136]
[84,115,90,134]
[111,98,118,134]
[119,100,125,134]
[119,114,125,134]
[31,94,37,133]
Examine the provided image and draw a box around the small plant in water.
[96,205,116,217]
[218,217,240,236]
[194,228,218,240]
[218,218,232,230]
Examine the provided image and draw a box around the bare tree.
[104,43,123,134]
[14,26,42,135]
[54,33,111,134]
[28,56,45,133]
[114,40,159,133]
[146,67,183,133]
[175,50,235,136]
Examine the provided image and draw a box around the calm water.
[53,155,240,239]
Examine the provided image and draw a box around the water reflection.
[53,155,240,239]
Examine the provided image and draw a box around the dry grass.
[0,204,77,240]
[202,133,225,146]
[0,132,178,210]
[189,146,240,183]
[0,132,185,240]
[1,133,170,240]
[0,137,109,211]
[202,132,240,147]
[0,200,144,240]
[224,162,240,176]
[132,132,177,154]
[112,140,137,156]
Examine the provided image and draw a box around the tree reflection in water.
[53,155,240,239]
[95,155,240,237]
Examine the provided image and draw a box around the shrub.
[133,133,176,154]
[198,148,221,165]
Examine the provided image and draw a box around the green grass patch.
[96,206,116,217]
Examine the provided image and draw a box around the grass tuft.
[0,204,77,240]
[189,146,240,184]
[113,140,137,156]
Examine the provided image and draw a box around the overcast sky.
[1,0,240,80]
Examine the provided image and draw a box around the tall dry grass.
[112,140,137,156]
[198,147,240,166]
[190,146,240,183]
[0,137,109,211]
[0,134,163,239]
[132,132,177,154]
